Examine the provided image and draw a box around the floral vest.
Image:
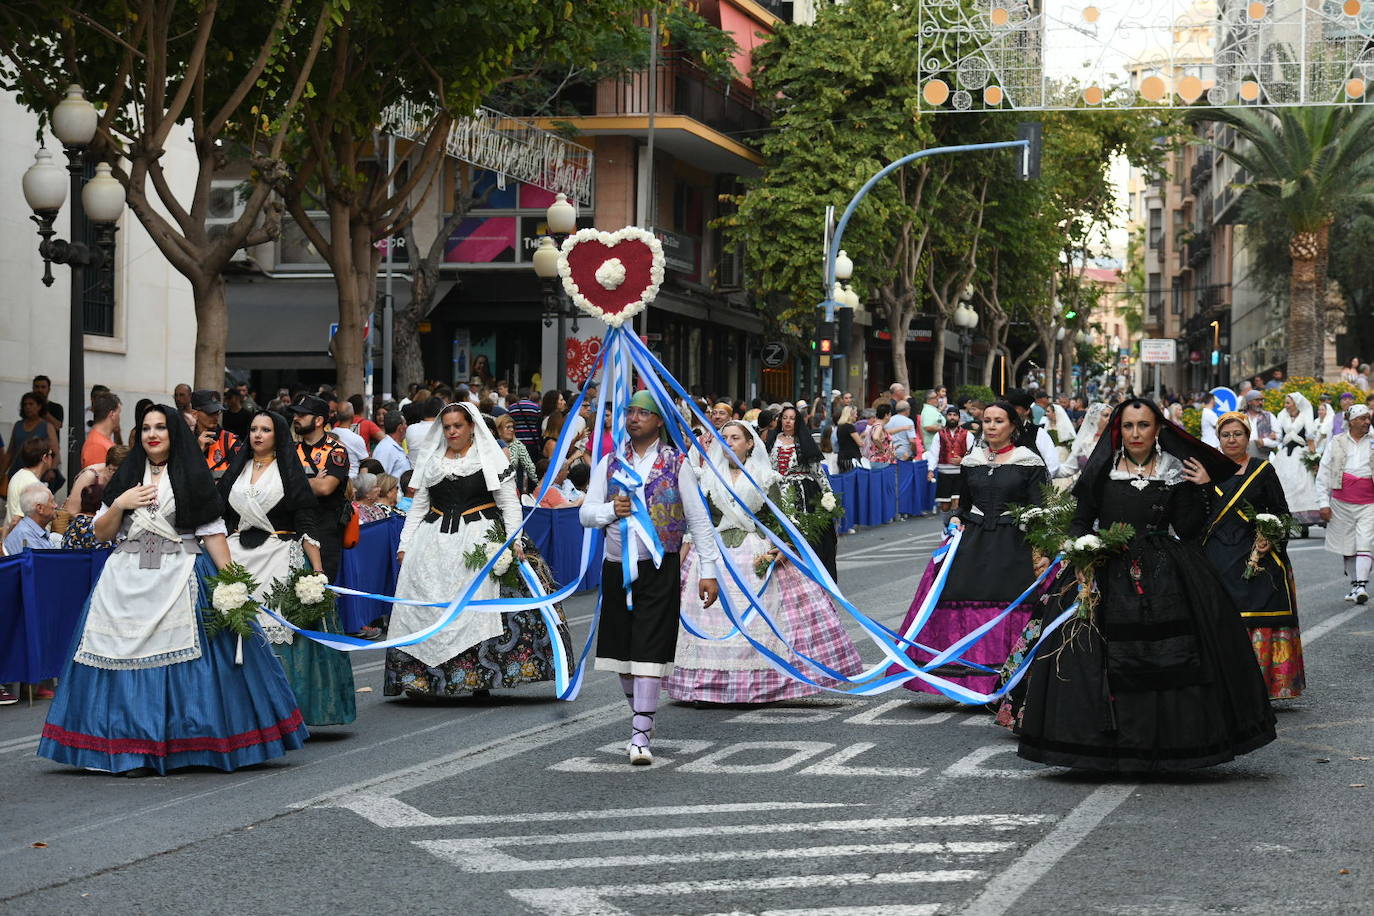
[607,443,688,551]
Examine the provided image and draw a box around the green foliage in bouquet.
[203,562,261,640]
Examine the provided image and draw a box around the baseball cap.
[190,389,223,413]
[288,394,330,417]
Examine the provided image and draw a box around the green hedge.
[955,384,996,406]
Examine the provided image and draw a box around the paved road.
[2,519,1372,914]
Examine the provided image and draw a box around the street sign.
[1211,387,1238,414]
[1139,339,1176,364]
[761,341,787,369]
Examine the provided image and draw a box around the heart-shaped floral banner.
[557,227,665,328]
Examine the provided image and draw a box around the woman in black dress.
[1017,399,1276,772]
[891,401,1047,693]
[1203,411,1305,699]
[766,404,840,581]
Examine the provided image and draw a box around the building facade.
[0,91,196,458]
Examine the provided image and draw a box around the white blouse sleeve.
[398,480,431,554]
[495,476,522,536]
[195,518,228,537]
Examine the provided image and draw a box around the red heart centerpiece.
[558,228,665,327]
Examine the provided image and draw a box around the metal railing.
[594,52,771,139]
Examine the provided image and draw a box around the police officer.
[288,394,350,579]
[191,389,240,479]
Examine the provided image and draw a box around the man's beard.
[293,421,314,438]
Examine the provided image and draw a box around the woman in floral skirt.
[383,404,572,699]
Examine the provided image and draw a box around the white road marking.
[508,871,987,916]
[677,740,834,774]
[546,739,716,772]
[419,838,1014,873]
[943,744,1041,780]
[846,699,956,726]
[727,705,855,723]
[797,742,927,778]
[299,701,622,808]
[331,798,861,829]
[755,908,942,916]
[959,783,1137,916]
[1302,606,1367,643]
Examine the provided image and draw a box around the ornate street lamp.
[22,84,124,477]
[531,193,579,391]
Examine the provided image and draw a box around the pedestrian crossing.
[389,801,1057,915]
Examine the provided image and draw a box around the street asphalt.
[2,515,1372,915]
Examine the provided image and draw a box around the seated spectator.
[358,457,385,476]
[4,484,57,555]
[63,444,129,548]
[534,459,569,508]
[6,438,55,526]
[377,473,400,513]
[397,470,415,512]
[563,463,590,506]
[351,471,390,523]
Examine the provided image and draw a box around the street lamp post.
[952,300,978,388]
[1209,319,1221,388]
[22,84,124,477]
[531,193,579,392]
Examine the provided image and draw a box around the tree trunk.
[192,274,229,390]
[396,249,438,394]
[329,202,366,399]
[931,313,947,390]
[881,290,913,390]
[1287,223,1329,379]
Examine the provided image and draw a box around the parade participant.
[1203,412,1305,699]
[581,390,720,765]
[1005,388,1060,475]
[1056,403,1112,483]
[669,421,863,703]
[1332,391,1357,437]
[767,404,840,580]
[383,404,572,699]
[1271,392,1322,529]
[1017,399,1275,772]
[38,406,307,775]
[287,395,350,580]
[891,401,1048,694]
[191,389,238,479]
[932,405,974,514]
[1316,404,1374,604]
[1315,395,1335,454]
[220,410,356,725]
[1200,393,1220,448]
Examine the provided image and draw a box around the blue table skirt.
[0,549,108,684]
[827,462,934,529]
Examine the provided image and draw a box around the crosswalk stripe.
[419,839,1014,872]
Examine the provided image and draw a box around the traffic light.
[1063,309,1077,321]
[818,320,835,367]
[1016,121,1042,180]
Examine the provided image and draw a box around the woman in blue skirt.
[38,405,308,775]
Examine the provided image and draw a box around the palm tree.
[1195,106,1374,378]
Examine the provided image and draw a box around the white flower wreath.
[557,227,666,328]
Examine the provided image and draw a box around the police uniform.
[291,396,351,579]
[205,429,240,479]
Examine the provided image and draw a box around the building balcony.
[544,51,769,173]
[1189,149,1213,197]
[1186,233,1212,269]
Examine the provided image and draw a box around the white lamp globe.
[22,148,68,212]
[834,249,854,281]
[531,236,560,279]
[52,85,99,147]
[82,162,125,223]
[546,193,577,235]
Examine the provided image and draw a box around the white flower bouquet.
[203,563,261,639]
[265,567,336,628]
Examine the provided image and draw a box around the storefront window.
[445,169,593,266]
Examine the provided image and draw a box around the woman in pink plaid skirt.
[668,421,864,703]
